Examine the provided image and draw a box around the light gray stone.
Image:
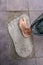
[8,14,33,58]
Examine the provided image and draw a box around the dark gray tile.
[27,0,43,10]
[33,35,43,57]
[7,0,28,11]
[37,58,43,65]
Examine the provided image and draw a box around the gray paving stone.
[18,58,36,65]
[8,11,29,21]
[0,12,9,65]
[27,0,43,10]
[7,0,28,11]
[37,58,43,65]
[0,0,6,11]
[33,35,43,57]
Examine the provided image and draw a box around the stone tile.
[0,0,7,11]
[27,0,43,10]
[7,59,36,65]
[1,58,36,65]
[9,58,36,65]
[37,58,43,65]
[0,12,9,65]
[0,56,9,65]
[18,58,36,65]
[0,12,8,36]
[33,35,43,57]
[29,10,43,24]
[7,0,28,11]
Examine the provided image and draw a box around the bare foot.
[18,18,32,37]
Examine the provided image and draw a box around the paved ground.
[0,0,43,65]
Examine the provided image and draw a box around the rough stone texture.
[8,14,33,58]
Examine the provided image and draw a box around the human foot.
[18,18,32,37]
